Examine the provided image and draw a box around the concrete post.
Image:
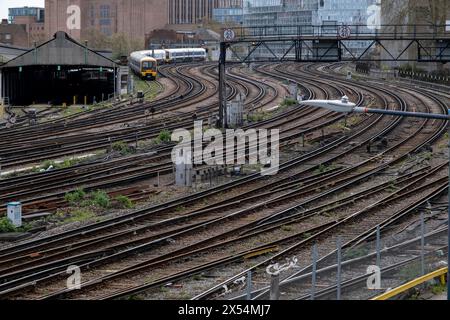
[269,274,280,300]
[421,212,425,276]
[337,237,342,300]
[246,271,252,300]
[376,225,381,268]
[311,244,317,300]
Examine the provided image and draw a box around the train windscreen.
[142,61,155,70]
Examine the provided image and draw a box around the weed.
[192,274,204,281]
[314,163,336,175]
[158,129,172,143]
[62,209,95,224]
[281,98,297,107]
[112,141,132,155]
[385,181,398,192]
[91,190,110,208]
[281,225,293,232]
[113,195,134,209]
[159,286,169,293]
[422,152,433,161]
[343,247,370,259]
[64,188,86,205]
[57,158,79,169]
[303,232,312,239]
[431,282,446,295]
[0,217,17,233]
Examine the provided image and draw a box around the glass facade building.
[317,0,377,56]
[9,7,45,23]
[244,0,318,31]
[241,0,377,58]
[213,8,244,24]
[242,0,319,58]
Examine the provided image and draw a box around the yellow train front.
[130,51,158,80]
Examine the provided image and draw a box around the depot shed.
[0,31,128,106]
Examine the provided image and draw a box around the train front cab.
[141,60,157,80]
[141,70,157,80]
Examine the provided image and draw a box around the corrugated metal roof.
[0,53,19,63]
[0,43,28,64]
[0,31,117,68]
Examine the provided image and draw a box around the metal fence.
[237,212,448,300]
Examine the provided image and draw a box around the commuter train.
[129,47,207,79]
[140,49,166,65]
[129,51,158,80]
[165,48,207,63]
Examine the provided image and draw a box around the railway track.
[0,61,448,300]
[0,63,290,216]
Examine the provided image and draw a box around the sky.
[0,0,44,20]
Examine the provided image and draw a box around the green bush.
[281,98,297,107]
[113,195,133,209]
[65,188,86,205]
[92,190,110,208]
[0,217,17,233]
[64,189,112,209]
[112,141,132,155]
[57,158,79,169]
[158,129,172,143]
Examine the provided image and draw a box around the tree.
[81,30,145,59]
[83,28,111,49]
[110,33,144,59]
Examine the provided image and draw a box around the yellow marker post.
[84,96,87,106]
[73,96,77,105]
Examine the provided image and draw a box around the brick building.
[45,0,167,42]
[168,0,241,25]
[45,0,232,45]
[9,7,46,46]
[0,19,29,48]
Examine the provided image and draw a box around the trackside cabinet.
[7,202,22,227]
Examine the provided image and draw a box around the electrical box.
[7,202,22,227]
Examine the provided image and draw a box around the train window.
[142,61,154,69]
